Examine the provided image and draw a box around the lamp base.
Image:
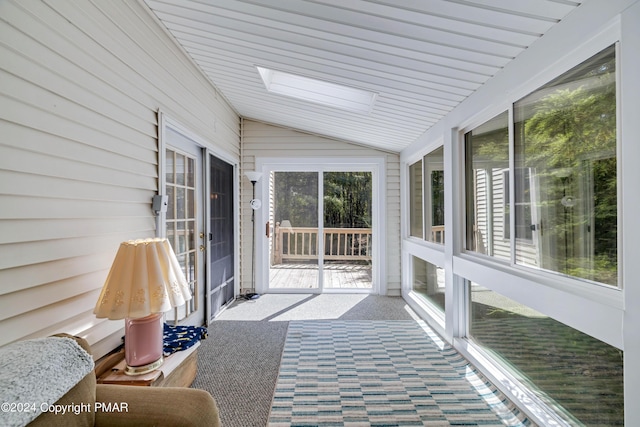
[125,356,164,376]
[124,312,164,376]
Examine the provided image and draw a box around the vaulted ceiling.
[144,0,582,153]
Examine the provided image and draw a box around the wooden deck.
[269,262,372,289]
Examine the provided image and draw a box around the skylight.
[256,66,377,114]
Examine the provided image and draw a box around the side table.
[96,341,200,387]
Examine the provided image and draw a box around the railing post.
[274,222,282,265]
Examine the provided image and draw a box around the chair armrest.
[95,384,220,427]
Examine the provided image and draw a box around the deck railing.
[272,222,372,265]
[431,225,445,244]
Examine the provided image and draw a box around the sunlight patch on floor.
[217,294,369,321]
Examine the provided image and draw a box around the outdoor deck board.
[269,263,372,289]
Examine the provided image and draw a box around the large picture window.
[514,45,617,286]
[469,282,623,426]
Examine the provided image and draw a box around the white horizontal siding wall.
[0,0,239,358]
[241,120,401,295]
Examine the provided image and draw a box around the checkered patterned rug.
[268,320,534,427]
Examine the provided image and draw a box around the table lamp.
[94,238,192,375]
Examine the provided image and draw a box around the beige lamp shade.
[94,238,192,320]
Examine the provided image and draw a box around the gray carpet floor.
[191,295,533,427]
[191,320,288,427]
[192,295,414,427]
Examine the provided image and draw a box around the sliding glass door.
[267,170,373,292]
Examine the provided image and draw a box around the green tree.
[273,171,372,228]
[274,172,318,227]
[324,172,372,228]
[518,49,617,285]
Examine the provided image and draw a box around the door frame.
[159,112,240,325]
[254,157,386,295]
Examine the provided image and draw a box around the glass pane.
[165,150,174,184]
[187,157,195,187]
[409,160,423,238]
[270,172,319,289]
[166,186,175,220]
[177,222,186,253]
[188,252,196,285]
[186,220,195,251]
[323,172,372,289]
[412,256,445,314]
[187,188,195,219]
[514,45,617,286]
[176,187,185,219]
[465,112,510,259]
[470,282,623,426]
[176,154,185,186]
[424,147,444,244]
[167,224,175,249]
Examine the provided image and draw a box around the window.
[514,45,617,286]
[469,282,623,426]
[503,168,534,243]
[464,46,618,286]
[465,112,510,260]
[256,66,377,113]
[408,146,445,244]
[408,160,423,238]
[424,147,444,244]
[412,256,445,314]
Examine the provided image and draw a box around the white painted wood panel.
[144,0,581,151]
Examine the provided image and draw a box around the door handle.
[266,221,270,238]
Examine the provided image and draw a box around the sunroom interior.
[1,0,639,426]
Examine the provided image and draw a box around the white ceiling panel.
[144,0,582,152]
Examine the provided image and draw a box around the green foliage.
[523,83,616,170]
[431,170,445,226]
[274,172,318,227]
[516,52,618,285]
[324,172,372,228]
[274,171,372,228]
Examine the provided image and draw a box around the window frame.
[459,42,621,292]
